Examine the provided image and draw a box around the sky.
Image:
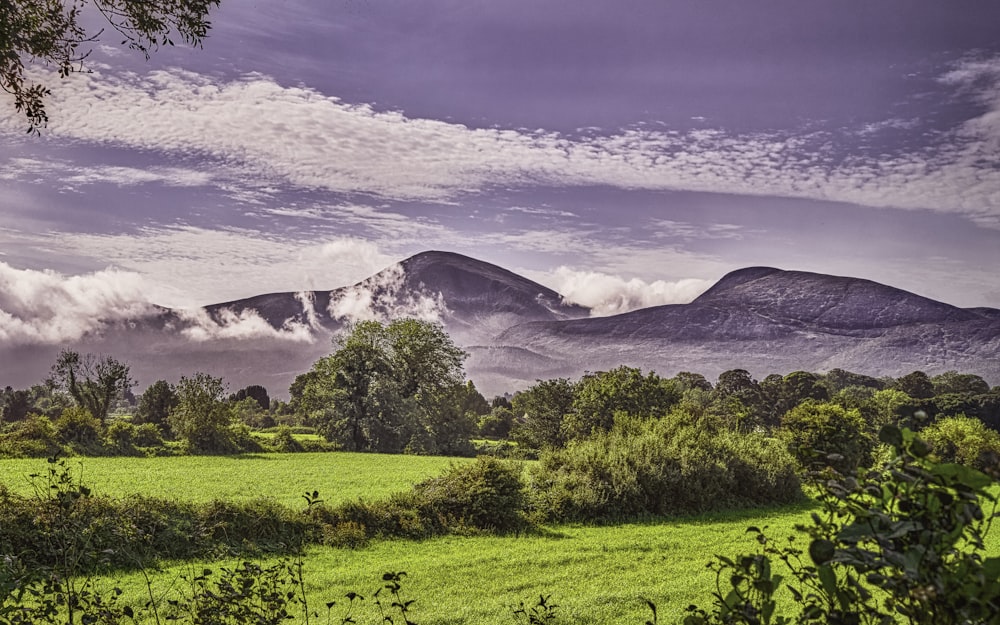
[3,0,1000,334]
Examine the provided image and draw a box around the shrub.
[103,420,141,455]
[197,498,311,552]
[270,425,304,452]
[321,520,369,548]
[529,413,801,522]
[680,425,1000,624]
[412,456,528,533]
[920,415,1000,471]
[54,406,102,451]
[227,422,264,453]
[780,399,871,473]
[133,422,166,447]
[0,414,63,457]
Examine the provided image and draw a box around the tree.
[820,367,883,394]
[565,366,679,439]
[893,370,935,400]
[168,372,231,453]
[510,378,576,450]
[296,319,469,453]
[712,369,768,431]
[231,384,270,411]
[920,415,1000,471]
[930,370,990,396]
[133,380,177,430]
[1,0,220,133]
[672,371,713,392]
[780,400,870,474]
[48,350,133,424]
[0,386,31,423]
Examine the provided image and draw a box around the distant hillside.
[1,254,997,397]
[493,266,1000,390]
[201,250,588,345]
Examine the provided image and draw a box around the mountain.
[201,250,588,344]
[1,255,998,397]
[492,267,1000,390]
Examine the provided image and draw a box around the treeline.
[0,320,497,457]
[2,320,999,489]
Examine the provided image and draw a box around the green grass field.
[6,452,1000,624]
[111,502,818,625]
[0,452,471,508]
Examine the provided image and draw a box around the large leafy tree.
[1,0,220,132]
[48,350,133,424]
[133,379,177,430]
[296,319,468,453]
[510,377,577,450]
[168,372,231,453]
[565,366,680,439]
[712,368,768,431]
[0,386,31,423]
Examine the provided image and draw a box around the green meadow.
[0,452,471,508]
[4,452,1000,624]
[109,501,818,625]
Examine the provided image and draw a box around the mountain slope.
[1,255,997,397]
[202,250,588,344]
[494,267,1000,389]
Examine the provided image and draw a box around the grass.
[0,452,471,508]
[6,453,1000,624]
[110,502,819,625]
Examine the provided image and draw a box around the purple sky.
[2,0,1000,341]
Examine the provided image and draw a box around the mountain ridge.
[1,250,997,396]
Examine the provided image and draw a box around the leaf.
[910,436,931,458]
[818,564,838,596]
[809,539,836,566]
[879,424,903,448]
[931,463,992,490]
[983,557,1000,580]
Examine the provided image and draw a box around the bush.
[270,425,304,452]
[920,415,1000,471]
[0,458,313,573]
[54,406,102,451]
[227,422,264,453]
[133,422,166,448]
[529,413,801,522]
[103,420,141,455]
[412,456,528,533]
[681,425,1000,624]
[0,415,63,457]
[780,399,871,473]
[197,498,310,552]
[321,520,369,548]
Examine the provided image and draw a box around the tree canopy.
[293,319,470,453]
[48,350,133,424]
[1,0,220,132]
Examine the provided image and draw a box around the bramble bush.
[677,425,1000,625]
[920,415,1000,472]
[528,413,802,521]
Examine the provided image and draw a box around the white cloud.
[0,262,156,344]
[530,266,712,316]
[327,262,449,324]
[650,219,747,241]
[174,306,316,343]
[3,63,998,222]
[0,157,214,188]
[51,228,399,307]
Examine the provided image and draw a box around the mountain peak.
[694,266,783,299]
[692,266,974,329]
[393,250,588,320]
